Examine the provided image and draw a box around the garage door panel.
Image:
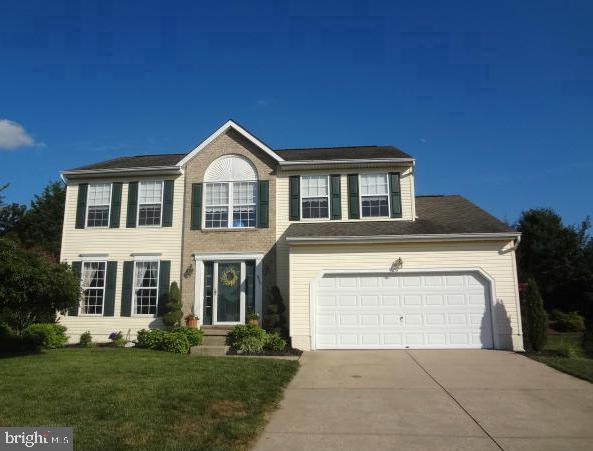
[315,271,493,350]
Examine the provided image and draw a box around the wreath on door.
[220,266,239,287]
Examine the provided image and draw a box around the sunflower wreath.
[220,266,239,287]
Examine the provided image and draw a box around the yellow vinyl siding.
[288,240,522,351]
[59,175,184,342]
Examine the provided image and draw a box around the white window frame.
[203,181,257,229]
[78,260,107,316]
[300,175,330,220]
[359,173,391,219]
[85,183,112,228]
[132,258,160,317]
[136,180,164,227]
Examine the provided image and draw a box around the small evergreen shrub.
[79,331,94,348]
[557,338,578,358]
[522,278,548,352]
[0,323,30,353]
[237,336,264,353]
[162,282,183,329]
[160,333,190,354]
[549,310,585,332]
[108,331,127,348]
[136,329,166,349]
[227,324,266,350]
[264,332,286,352]
[263,286,287,336]
[22,324,68,349]
[173,327,203,346]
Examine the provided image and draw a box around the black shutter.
[330,174,341,220]
[69,261,82,316]
[120,261,134,317]
[103,261,117,316]
[162,180,174,227]
[389,172,402,218]
[289,175,300,221]
[158,260,171,316]
[110,182,122,228]
[347,174,360,219]
[75,184,88,229]
[126,182,138,228]
[257,180,269,228]
[190,183,202,230]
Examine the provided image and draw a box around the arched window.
[203,155,258,229]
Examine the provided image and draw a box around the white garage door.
[314,272,494,349]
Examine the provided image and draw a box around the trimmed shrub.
[557,338,578,358]
[162,282,183,329]
[263,286,287,335]
[108,331,127,348]
[237,336,264,353]
[549,310,585,332]
[173,327,203,347]
[79,331,94,348]
[160,333,190,354]
[264,332,286,352]
[521,278,548,352]
[22,323,68,349]
[136,329,166,349]
[227,324,266,350]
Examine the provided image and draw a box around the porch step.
[202,335,227,346]
[190,345,229,357]
[201,326,233,336]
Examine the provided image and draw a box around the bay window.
[133,260,159,315]
[204,181,256,228]
[301,175,329,219]
[86,183,111,227]
[360,173,389,217]
[80,261,106,315]
[138,181,163,226]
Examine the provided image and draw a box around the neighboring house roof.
[285,195,518,242]
[67,154,186,171]
[274,145,413,161]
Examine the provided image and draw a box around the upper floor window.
[80,261,106,315]
[133,260,159,315]
[86,183,111,227]
[301,175,329,219]
[138,181,163,226]
[360,173,389,217]
[203,155,258,229]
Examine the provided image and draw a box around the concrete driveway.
[254,350,593,451]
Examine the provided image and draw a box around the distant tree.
[0,183,7,206]
[516,209,592,311]
[0,203,26,237]
[521,278,548,352]
[162,282,183,328]
[0,238,80,332]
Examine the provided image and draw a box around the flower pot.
[186,318,198,328]
[248,319,259,326]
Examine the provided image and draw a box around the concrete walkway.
[254,350,593,451]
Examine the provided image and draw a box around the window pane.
[81,262,105,315]
[302,198,329,219]
[138,205,162,226]
[301,175,328,197]
[87,183,111,206]
[361,196,389,217]
[87,206,109,227]
[233,206,256,227]
[138,181,163,204]
[233,182,256,205]
[205,207,228,228]
[205,183,229,206]
[360,174,388,196]
[134,261,159,315]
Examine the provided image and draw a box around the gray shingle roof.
[285,195,515,239]
[275,145,413,161]
[66,154,186,171]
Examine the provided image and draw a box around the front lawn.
[530,332,593,383]
[0,348,298,450]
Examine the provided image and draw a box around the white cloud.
[0,119,44,150]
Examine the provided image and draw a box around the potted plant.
[185,314,199,329]
[246,310,260,326]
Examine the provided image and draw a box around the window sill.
[199,227,258,232]
[78,313,104,317]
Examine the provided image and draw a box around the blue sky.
[0,0,591,225]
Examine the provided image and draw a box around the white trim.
[202,180,257,229]
[510,245,525,351]
[308,267,500,351]
[287,232,521,245]
[279,158,415,168]
[132,254,161,261]
[85,182,112,228]
[358,172,390,219]
[177,120,283,167]
[78,260,107,317]
[79,253,109,259]
[300,174,330,220]
[193,252,264,326]
[136,180,164,227]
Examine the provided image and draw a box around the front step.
[190,345,229,357]
[202,335,227,346]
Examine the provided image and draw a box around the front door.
[214,262,242,324]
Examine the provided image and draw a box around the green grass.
[0,348,298,450]
[530,333,593,383]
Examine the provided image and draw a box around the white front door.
[314,271,494,349]
[213,261,245,325]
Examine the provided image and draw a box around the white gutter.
[279,158,415,167]
[61,165,182,181]
[286,232,521,245]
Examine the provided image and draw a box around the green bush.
[549,310,585,332]
[264,332,286,352]
[173,327,203,346]
[521,278,548,352]
[162,282,183,329]
[237,336,264,353]
[79,331,94,348]
[227,324,266,350]
[22,323,68,349]
[263,286,287,335]
[160,333,190,354]
[136,329,166,349]
[0,323,29,353]
[583,317,593,356]
[108,331,127,347]
[557,338,579,358]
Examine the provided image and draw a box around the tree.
[263,286,287,336]
[516,209,593,312]
[162,281,183,328]
[0,183,8,206]
[0,238,80,332]
[521,278,548,352]
[0,203,26,237]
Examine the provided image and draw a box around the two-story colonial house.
[59,120,523,351]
